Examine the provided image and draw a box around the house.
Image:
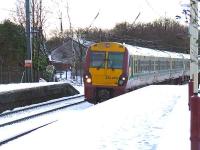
[50,37,94,72]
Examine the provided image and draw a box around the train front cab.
[84,42,128,104]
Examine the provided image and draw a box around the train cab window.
[172,61,175,69]
[107,52,124,69]
[90,51,105,68]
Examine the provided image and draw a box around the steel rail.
[0,100,85,128]
[0,120,57,146]
[0,94,84,118]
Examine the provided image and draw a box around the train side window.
[187,61,189,69]
[128,56,133,77]
[158,60,160,70]
[150,58,154,71]
[172,60,175,69]
[160,60,163,70]
[149,60,152,71]
[138,60,141,73]
[154,61,157,70]
[167,61,170,69]
[160,60,165,70]
[131,57,134,76]
[155,60,159,70]
[140,60,143,72]
[134,60,138,73]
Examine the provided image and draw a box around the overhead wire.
[144,0,162,18]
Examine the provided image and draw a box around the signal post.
[189,0,200,150]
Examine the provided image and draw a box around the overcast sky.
[0,0,189,35]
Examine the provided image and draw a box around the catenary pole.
[25,0,32,82]
[190,0,198,94]
[189,0,200,150]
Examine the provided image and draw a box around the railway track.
[0,94,87,146]
[0,94,84,125]
[0,120,57,146]
[0,94,84,117]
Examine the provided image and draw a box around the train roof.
[181,53,190,59]
[124,44,189,59]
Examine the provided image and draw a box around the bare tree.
[13,0,49,82]
[47,0,99,84]
[65,3,100,84]
[13,0,26,27]
[13,0,47,29]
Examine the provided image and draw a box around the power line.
[144,0,161,17]
[132,12,141,25]
[88,10,100,29]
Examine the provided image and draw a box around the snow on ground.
[156,88,190,150]
[0,71,81,93]
[0,82,62,93]
[0,83,190,150]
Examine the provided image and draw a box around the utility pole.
[189,0,200,150]
[25,0,32,82]
[190,0,198,93]
[59,12,63,36]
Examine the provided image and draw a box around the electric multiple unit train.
[83,42,190,104]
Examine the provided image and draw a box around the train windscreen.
[108,52,124,69]
[90,51,106,68]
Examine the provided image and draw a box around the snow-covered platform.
[0,84,190,150]
[0,82,79,113]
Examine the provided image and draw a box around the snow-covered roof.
[48,55,52,61]
[73,37,95,47]
[182,53,190,60]
[124,44,189,59]
[166,51,185,59]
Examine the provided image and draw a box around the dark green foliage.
[0,20,26,65]
[108,19,187,53]
[32,53,48,71]
[0,20,26,83]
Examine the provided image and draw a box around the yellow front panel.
[89,68,122,86]
[89,42,125,86]
[89,68,105,85]
[105,69,123,85]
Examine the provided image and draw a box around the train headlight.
[84,73,92,84]
[118,75,127,86]
[86,77,92,83]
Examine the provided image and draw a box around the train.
[83,42,190,104]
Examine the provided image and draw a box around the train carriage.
[83,42,190,104]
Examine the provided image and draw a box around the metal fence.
[0,63,24,84]
[0,62,60,84]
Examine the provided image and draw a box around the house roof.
[50,38,94,64]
